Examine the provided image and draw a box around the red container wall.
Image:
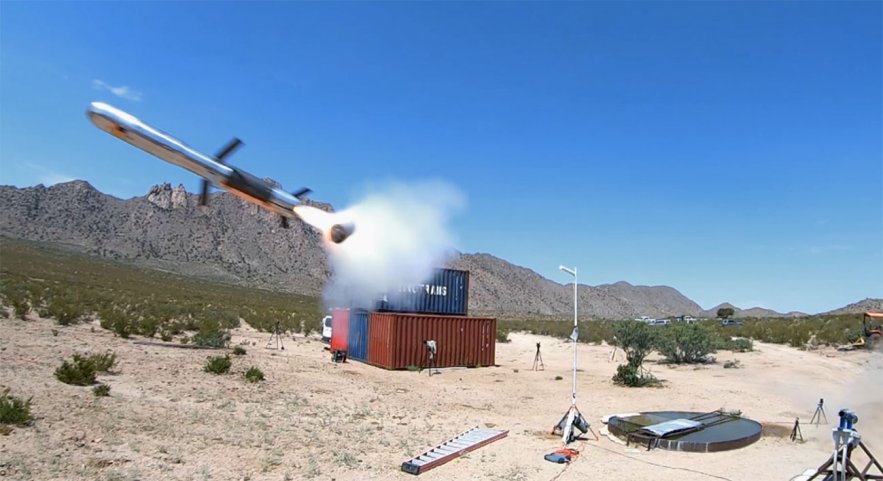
[367,313,496,369]
[330,308,349,352]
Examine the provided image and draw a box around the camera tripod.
[266,320,285,350]
[810,398,828,425]
[790,417,804,442]
[532,342,544,371]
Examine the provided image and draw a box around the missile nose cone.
[329,223,355,244]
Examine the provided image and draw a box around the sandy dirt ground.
[1,316,882,481]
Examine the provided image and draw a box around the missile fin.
[215,138,243,163]
[199,179,210,206]
[292,187,312,200]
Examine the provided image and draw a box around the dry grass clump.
[204,355,232,375]
[244,367,265,383]
[54,352,117,386]
[0,389,33,429]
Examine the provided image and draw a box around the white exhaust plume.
[295,180,465,310]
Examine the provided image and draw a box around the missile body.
[87,102,302,221]
[87,102,357,244]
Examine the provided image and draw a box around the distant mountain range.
[0,181,876,318]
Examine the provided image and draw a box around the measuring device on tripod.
[532,342,544,371]
[266,320,285,350]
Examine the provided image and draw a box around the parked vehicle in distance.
[634,316,669,326]
[321,315,332,343]
[721,319,742,327]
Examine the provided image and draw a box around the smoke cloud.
[296,180,465,310]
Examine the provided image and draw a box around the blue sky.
[1,2,880,314]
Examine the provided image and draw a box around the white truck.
[321,315,332,343]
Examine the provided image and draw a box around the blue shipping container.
[347,309,369,361]
[375,268,469,316]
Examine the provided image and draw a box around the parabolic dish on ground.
[607,411,762,453]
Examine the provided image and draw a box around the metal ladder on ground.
[401,426,509,475]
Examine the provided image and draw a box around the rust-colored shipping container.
[330,308,349,353]
[367,312,496,370]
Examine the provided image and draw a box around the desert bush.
[232,346,247,356]
[43,292,87,325]
[244,367,265,383]
[54,352,117,386]
[201,309,240,330]
[656,323,715,364]
[204,355,232,375]
[192,319,231,348]
[496,329,510,343]
[93,384,111,397]
[582,320,616,345]
[716,337,753,352]
[55,357,97,386]
[611,321,659,387]
[612,363,659,387]
[98,307,133,339]
[13,300,30,319]
[723,359,743,369]
[88,351,117,373]
[0,281,31,320]
[0,389,32,426]
[612,321,656,366]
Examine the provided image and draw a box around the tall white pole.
[560,265,578,407]
[572,268,577,406]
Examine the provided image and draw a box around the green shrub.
[93,384,111,397]
[496,329,510,343]
[201,309,240,330]
[244,367,265,383]
[612,363,659,387]
[53,352,117,386]
[88,352,117,373]
[204,355,232,375]
[0,281,31,320]
[232,346,247,356]
[44,293,87,325]
[98,307,132,339]
[55,357,97,386]
[613,321,656,367]
[0,389,32,426]
[611,321,660,387]
[656,323,715,364]
[716,337,753,352]
[192,319,230,348]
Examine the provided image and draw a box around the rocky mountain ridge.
[1,181,864,318]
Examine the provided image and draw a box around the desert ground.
[1,315,881,481]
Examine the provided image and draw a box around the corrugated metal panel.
[367,312,496,370]
[347,309,369,361]
[374,269,470,316]
[330,308,349,353]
